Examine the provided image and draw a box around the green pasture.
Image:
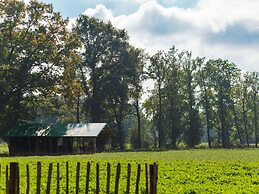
[0,143,8,155]
[0,145,259,193]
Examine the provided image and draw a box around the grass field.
[0,145,259,193]
[0,143,8,155]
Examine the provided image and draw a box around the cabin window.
[58,138,63,146]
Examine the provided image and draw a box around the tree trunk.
[91,66,101,122]
[218,88,228,148]
[220,118,227,148]
[114,109,123,150]
[242,96,249,147]
[187,74,195,149]
[169,95,178,149]
[171,118,177,149]
[254,92,258,148]
[118,121,123,150]
[76,93,80,123]
[232,105,243,145]
[153,125,158,149]
[78,63,90,98]
[113,98,125,150]
[167,79,180,149]
[135,99,141,149]
[189,110,195,148]
[10,89,23,125]
[158,84,163,149]
[204,89,212,148]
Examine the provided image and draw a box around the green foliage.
[144,47,258,149]
[146,48,204,149]
[205,59,241,148]
[0,0,258,151]
[75,16,142,149]
[0,0,80,129]
[182,55,203,148]
[147,51,167,148]
[0,143,8,155]
[129,112,155,149]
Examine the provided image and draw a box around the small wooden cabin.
[2,122,112,156]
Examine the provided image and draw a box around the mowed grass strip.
[0,143,8,155]
[0,149,259,193]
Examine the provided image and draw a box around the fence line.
[4,161,158,194]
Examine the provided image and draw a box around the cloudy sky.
[38,0,259,71]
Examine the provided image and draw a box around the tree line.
[0,0,258,149]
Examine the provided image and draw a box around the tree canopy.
[0,0,258,150]
[0,0,80,129]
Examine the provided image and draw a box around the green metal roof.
[2,122,112,137]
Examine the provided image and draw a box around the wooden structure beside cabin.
[1,122,112,156]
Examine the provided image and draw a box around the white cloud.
[194,0,259,32]
[83,4,113,22]
[81,0,259,71]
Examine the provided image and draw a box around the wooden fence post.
[75,162,80,194]
[149,163,158,194]
[106,163,110,194]
[114,163,121,194]
[96,163,100,194]
[9,162,19,194]
[26,164,30,194]
[135,164,141,194]
[126,163,131,194]
[46,163,53,194]
[145,163,148,194]
[56,163,60,194]
[85,162,91,194]
[36,162,41,194]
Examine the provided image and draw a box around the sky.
[35,0,259,72]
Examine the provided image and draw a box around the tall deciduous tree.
[182,53,203,148]
[207,59,240,148]
[76,15,140,149]
[0,0,79,130]
[164,46,184,148]
[241,73,250,146]
[75,15,112,122]
[244,72,259,147]
[128,46,146,149]
[102,42,135,150]
[250,72,259,147]
[229,76,244,145]
[148,51,167,149]
[142,91,160,148]
[197,58,214,148]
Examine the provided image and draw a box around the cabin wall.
[7,137,99,155]
[8,137,60,155]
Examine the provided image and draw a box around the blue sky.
[39,0,198,17]
[36,0,259,71]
